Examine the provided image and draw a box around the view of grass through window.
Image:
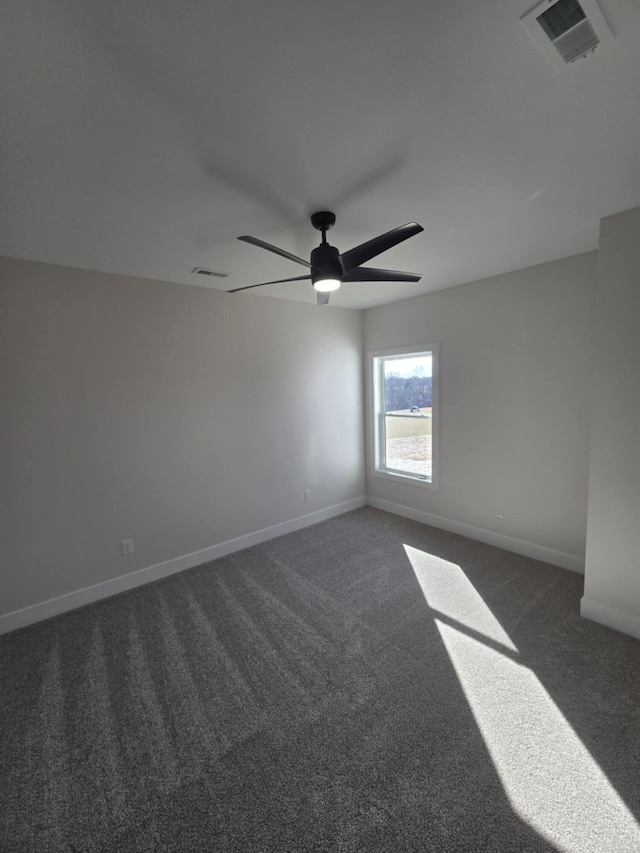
[384,354,432,479]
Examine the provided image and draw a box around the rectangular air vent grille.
[192,267,228,278]
[537,0,586,40]
[521,0,613,68]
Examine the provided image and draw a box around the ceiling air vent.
[521,0,613,68]
[191,267,228,278]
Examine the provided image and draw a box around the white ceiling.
[1,0,639,310]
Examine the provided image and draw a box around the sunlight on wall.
[404,544,640,853]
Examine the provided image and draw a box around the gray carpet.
[1,507,639,852]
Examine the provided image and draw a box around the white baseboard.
[580,596,640,641]
[0,496,366,635]
[366,496,585,574]
[0,495,586,636]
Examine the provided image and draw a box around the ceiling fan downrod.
[310,210,336,242]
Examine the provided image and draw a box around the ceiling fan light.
[313,278,341,293]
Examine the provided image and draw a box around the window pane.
[383,355,433,479]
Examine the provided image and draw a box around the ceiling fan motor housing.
[310,243,343,285]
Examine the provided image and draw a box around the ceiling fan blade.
[339,222,424,273]
[227,275,311,293]
[342,267,422,283]
[238,235,312,269]
[317,291,331,306]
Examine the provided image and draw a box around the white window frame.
[370,343,440,489]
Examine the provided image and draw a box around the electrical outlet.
[496,506,504,519]
[304,490,311,502]
[121,539,134,556]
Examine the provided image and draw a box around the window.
[371,344,439,487]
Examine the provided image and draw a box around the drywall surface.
[0,258,364,614]
[584,207,640,634]
[363,252,596,561]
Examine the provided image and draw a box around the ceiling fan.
[228,211,424,305]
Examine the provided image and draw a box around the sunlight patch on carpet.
[404,544,640,853]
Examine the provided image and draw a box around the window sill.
[372,468,438,490]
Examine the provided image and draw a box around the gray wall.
[0,257,364,615]
[583,207,640,638]
[363,252,596,561]
[7,231,638,637]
